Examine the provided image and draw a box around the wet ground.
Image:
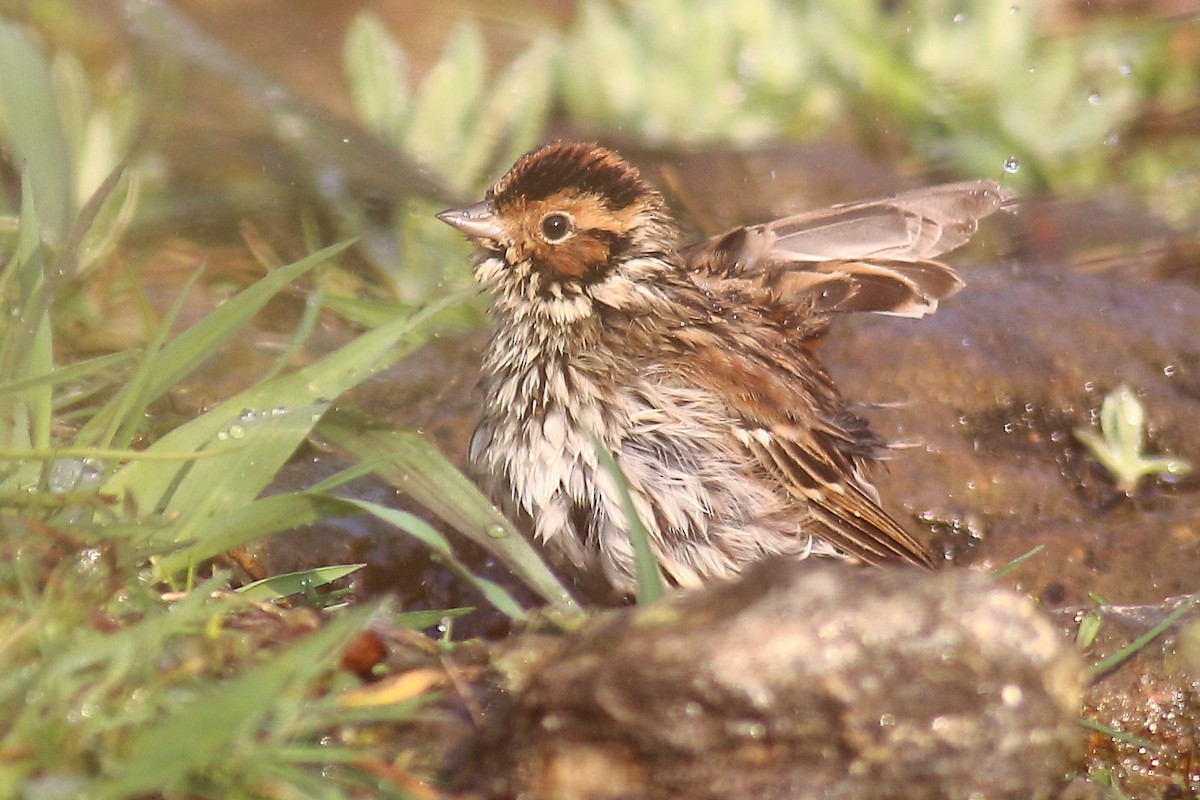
[21,1,1200,795]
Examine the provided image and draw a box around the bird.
[437,141,1007,595]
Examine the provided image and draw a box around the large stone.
[452,560,1083,800]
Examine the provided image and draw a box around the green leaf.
[1087,590,1200,680]
[343,12,409,145]
[0,20,73,245]
[392,606,473,630]
[153,492,348,577]
[595,442,664,604]
[404,22,485,188]
[98,605,373,797]
[106,287,464,541]
[1076,609,1102,649]
[237,564,366,601]
[456,38,556,188]
[1074,384,1192,494]
[332,495,530,621]
[315,408,579,613]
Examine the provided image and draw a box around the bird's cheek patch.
[556,236,613,279]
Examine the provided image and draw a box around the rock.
[823,261,1200,607]
[450,560,1083,800]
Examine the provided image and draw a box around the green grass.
[0,17,575,796]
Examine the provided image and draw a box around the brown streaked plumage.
[438,141,1009,594]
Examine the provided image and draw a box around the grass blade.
[237,564,366,601]
[1087,591,1200,680]
[97,604,374,798]
[595,442,664,604]
[315,407,579,613]
[105,290,463,532]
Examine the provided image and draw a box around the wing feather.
[684,179,1009,318]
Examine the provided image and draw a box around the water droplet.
[239,408,258,423]
[1118,63,1132,76]
[953,12,966,22]
[227,424,246,440]
[1163,364,1176,377]
[1104,129,1120,147]
[1002,156,1020,174]
[485,524,509,539]
[729,720,766,738]
[1087,91,1101,105]
[216,431,229,441]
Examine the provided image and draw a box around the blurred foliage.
[342,14,555,302]
[1074,384,1192,494]
[335,1,1200,236]
[560,0,833,144]
[558,0,1199,209]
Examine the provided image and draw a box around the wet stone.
[822,261,1200,606]
[449,560,1083,800]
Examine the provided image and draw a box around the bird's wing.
[683,180,1010,318]
[678,331,933,568]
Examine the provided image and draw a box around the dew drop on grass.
[1003,156,1020,174]
[227,424,246,440]
[485,524,509,539]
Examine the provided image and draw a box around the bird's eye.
[539,212,573,243]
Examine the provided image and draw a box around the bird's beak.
[436,199,504,242]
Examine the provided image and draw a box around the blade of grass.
[97,604,374,798]
[1087,590,1200,680]
[314,407,579,613]
[152,492,347,577]
[85,261,206,450]
[1078,718,1156,751]
[392,607,473,630]
[27,313,53,451]
[0,20,73,244]
[80,240,354,450]
[331,495,529,621]
[236,564,366,601]
[0,352,134,398]
[990,544,1046,579]
[105,288,464,528]
[595,442,664,604]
